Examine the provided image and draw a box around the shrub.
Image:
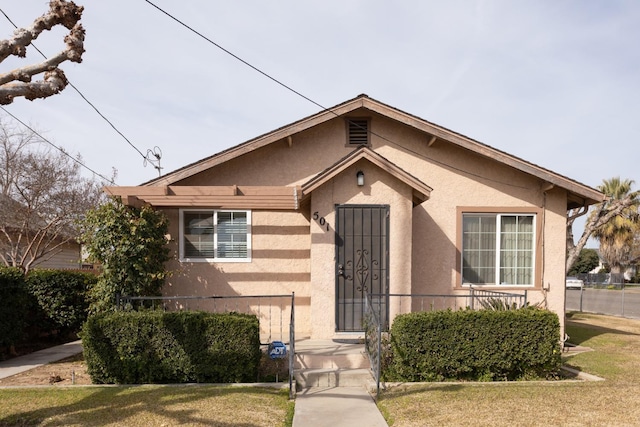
[80,198,170,314]
[0,267,28,349]
[387,308,561,382]
[82,310,261,384]
[26,269,96,336]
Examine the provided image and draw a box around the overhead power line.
[143,0,329,113]
[0,6,163,176]
[0,106,116,185]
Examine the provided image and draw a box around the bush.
[386,308,561,382]
[81,198,170,314]
[82,310,262,384]
[26,269,96,337]
[0,267,28,348]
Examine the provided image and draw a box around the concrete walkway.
[293,386,388,427]
[0,340,83,379]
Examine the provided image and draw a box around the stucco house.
[108,94,604,339]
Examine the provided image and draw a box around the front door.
[335,205,389,332]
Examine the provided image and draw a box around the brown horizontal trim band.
[252,249,310,259]
[145,200,298,209]
[106,185,300,197]
[219,272,311,282]
[141,197,294,203]
[252,225,310,236]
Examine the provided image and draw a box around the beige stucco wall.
[308,160,414,338]
[161,107,569,339]
[162,208,311,340]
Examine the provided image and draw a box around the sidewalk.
[293,386,388,427]
[0,340,83,379]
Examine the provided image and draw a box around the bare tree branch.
[0,0,85,104]
[0,115,106,273]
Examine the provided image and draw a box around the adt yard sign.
[268,341,287,359]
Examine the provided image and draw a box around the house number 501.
[313,212,330,231]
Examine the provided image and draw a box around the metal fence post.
[376,321,381,400]
[289,292,295,400]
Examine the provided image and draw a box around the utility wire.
[143,1,534,190]
[143,0,330,113]
[0,7,161,174]
[0,106,116,185]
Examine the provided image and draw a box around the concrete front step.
[294,368,373,388]
[294,339,369,370]
[295,352,369,370]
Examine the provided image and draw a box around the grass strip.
[0,385,293,427]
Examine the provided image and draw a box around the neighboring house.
[108,94,604,339]
[1,236,81,270]
[31,240,82,270]
[0,194,83,271]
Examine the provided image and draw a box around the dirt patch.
[0,352,289,387]
[0,353,92,387]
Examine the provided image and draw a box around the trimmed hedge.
[387,308,561,382]
[0,267,29,347]
[26,269,96,336]
[82,310,262,384]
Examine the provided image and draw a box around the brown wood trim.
[105,186,301,210]
[360,97,604,205]
[147,101,365,187]
[141,94,602,206]
[302,147,432,202]
[454,206,543,291]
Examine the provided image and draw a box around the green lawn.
[378,312,640,426]
[0,385,294,427]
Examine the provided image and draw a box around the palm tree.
[591,177,640,276]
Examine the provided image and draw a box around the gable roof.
[144,94,604,208]
[302,146,432,206]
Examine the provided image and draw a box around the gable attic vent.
[347,118,370,146]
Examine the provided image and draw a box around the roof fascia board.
[147,99,367,187]
[360,98,604,204]
[302,147,432,201]
[145,94,603,205]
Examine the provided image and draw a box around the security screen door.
[335,205,389,332]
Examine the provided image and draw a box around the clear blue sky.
[3,2,639,214]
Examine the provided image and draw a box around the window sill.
[455,284,538,291]
[179,258,252,263]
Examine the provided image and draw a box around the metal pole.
[579,286,584,312]
[376,322,381,400]
[289,292,295,400]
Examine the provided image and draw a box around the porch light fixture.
[356,170,365,186]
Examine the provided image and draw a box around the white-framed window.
[179,209,251,262]
[461,213,535,286]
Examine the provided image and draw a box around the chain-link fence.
[566,284,640,318]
